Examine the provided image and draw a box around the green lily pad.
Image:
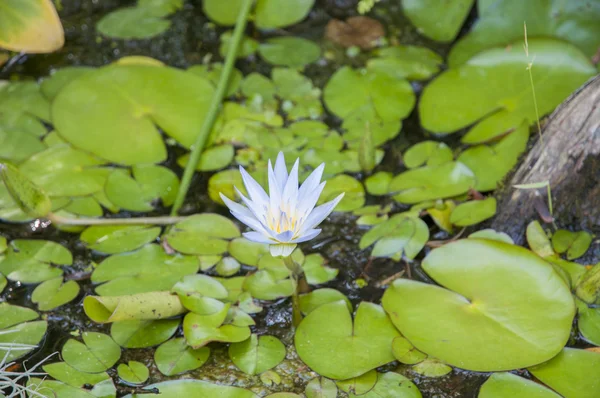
[243,268,295,300]
[469,229,514,244]
[389,162,475,204]
[342,112,401,149]
[183,304,251,348]
[40,67,94,101]
[299,289,352,315]
[403,141,453,169]
[0,126,46,164]
[177,144,235,172]
[305,377,337,398]
[302,254,338,285]
[31,277,80,311]
[62,332,121,373]
[229,238,270,266]
[80,225,161,254]
[324,66,415,122]
[449,0,600,67]
[0,239,71,283]
[551,229,592,260]
[118,361,149,384]
[359,213,429,260]
[420,39,596,140]
[172,274,228,315]
[318,174,364,212]
[368,45,443,81]
[188,64,242,97]
[526,220,555,258]
[0,162,51,218]
[52,64,215,165]
[391,336,426,365]
[402,0,473,42]
[220,31,259,59]
[0,273,6,293]
[27,378,114,398]
[165,213,240,255]
[154,337,210,376]
[0,82,50,121]
[450,198,497,227]
[295,301,400,380]
[60,196,103,217]
[478,372,561,398]
[229,334,286,375]
[336,370,377,395]
[43,362,110,388]
[215,256,241,277]
[412,358,452,377]
[259,37,320,67]
[382,239,575,371]
[365,172,393,196]
[578,301,600,346]
[111,319,180,348]
[575,263,600,305]
[91,244,199,296]
[529,348,600,398]
[203,0,314,29]
[96,6,173,39]
[241,72,277,103]
[124,380,258,398]
[0,303,47,362]
[348,372,421,398]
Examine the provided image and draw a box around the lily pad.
[118,361,149,384]
[96,6,173,39]
[0,162,51,218]
[420,39,596,139]
[359,213,429,260]
[111,319,180,348]
[62,332,121,373]
[469,229,514,244]
[365,172,393,196]
[295,301,400,380]
[402,0,473,42]
[551,229,592,260]
[299,289,352,315]
[368,45,443,80]
[305,377,337,398]
[229,237,270,267]
[450,198,497,227]
[203,0,315,29]
[578,302,600,346]
[52,64,215,165]
[336,370,377,395]
[43,362,110,388]
[0,303,47,362]
[348,372,421,398]
[178,144,235,172]
[27,378,115,398]
[31,277,80,311]
[165,213,240,255]
[91,244,199,296]
[478,372,561,398]
[188,64,242,97]
[258,37,320,67]
[243,268,295,300]
[183,304,251,348]
[324,66,415,122]
[449,0,600,66]
[529,348,600,398]
[382,239,575,371]
[229,334,286,375]
[172,274,229,315]
[302,254,338,285]
[0,239,71,283]
[154,337,210,376]
[389,162,475,204]
[318,174,364,212]
[124,380,258,398]
[80,225,161,254]
[403,141,453,169]
[0,0,64,53]
[391,336,426,365]
[412,359,452,377]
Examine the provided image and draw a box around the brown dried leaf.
[325,16,385,50]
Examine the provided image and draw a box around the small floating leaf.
[81,225,161,254]
[111,319,180,348]
[478,372,561,398]
[336,370,377,395]
[299,289,352,315]
[62,332,121,373]
[43,362,110,388]
[154,337,210,376]
[0,303,47,362]
[402,0,473,42]
[391,336,426,365]
[183,304,251,348]
[318,174,364,212]
[449,197,496,227]
[0,239,71,283]
[551,230,593,260]
[412,358,452,377]
[259,37,320,67]
[349,372,421,398]
[172,274,228,315]
[165,213,240,256]
[123,380,258,398]
[229,334,286,375]
[305,377,337,398]
[118,361,149,385]
[368,45,443,80]
[402,141,453,169]
[32,277,80,311]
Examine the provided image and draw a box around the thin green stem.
[170,0,253,216]
[283,255,304,327]
[47,212,186,226]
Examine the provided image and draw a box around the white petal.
[296,181,326,226]
[219,193,254,219]
[270,243,297,258]
[290,228,321,243]
[298,163,324,203]
[300,193,344,234]
[235,187,269,227]
[267,159,282,217]
[274,151,288,191]
[243,231,274,244]
[281,158,299,215]
[239,166,269,205]
[232,211,271,236]
[275,230,294,242]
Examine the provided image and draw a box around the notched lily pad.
[154,337,210,376]
[62,332,121,373]
[229,334,286,375]
[0,239,71,283]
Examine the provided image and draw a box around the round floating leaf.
[412,358,452,377]
[111,319,180,348]
[349,372,421,398]
[382,239,575,371]
[0,163,51,218]
[43,362,110,388]
[450,198,496,227]
[529,348,600,398]
[0,81,51,121]
[229,334,286,375]
[324,66,415,122]
[551,230,592,260]
[302,254,338,285]
[172,274,228,315]
[52,64,215,165]
[123,380,258,398]
[27,378,112,398]
[318,174,364,212]
[305,377,337,398]
[183,306,251,348]
[118,361,149,385]
[365,172,392,196]
[216,257,241,277]
[154,337,210,376]
[336,370,377,395]
[243,269,295,300]
[41,67,94,100]
[203,0,314,29]
[229,238,270,266]
[84,292,185,323]
[295,301,400,380]
[299,289,352,315]
[62,332,121,373]
[178,144,235,172]
[449,0,600,67]
[478,372,561,398]
[188,64,242,97]
[420,39,596,137]
[32,277,80,311]
[368,45,443,80]
[0,127,46,163]
[402,0,473,42]
[92,244,199,296]
[0,239,71,283]
[0,303,47,362]
[578,302,600,346]
[259,37,320,67]
[80,225,160,254]
[403,141,453,169]
[165,213,240,255]
[97,6,172,39]
[526,220,554,258]
[0,0,64,53]
[391,336,426,365]
[389,162,475,204]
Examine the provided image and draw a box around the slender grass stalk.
[170,0,254,216]
[47,212,186,226]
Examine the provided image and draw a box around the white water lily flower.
[220,152,344,257]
